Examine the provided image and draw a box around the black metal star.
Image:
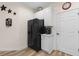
[0,4,7,11]
[8,9,12,13]
[13,12,16,15]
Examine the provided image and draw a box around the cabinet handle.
[56,33,60,35]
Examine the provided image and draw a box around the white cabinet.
[34,7,52,26]
[34,10,44,19]
[43,7,52,26]
[41,34,54,54]
[56,9,79,55]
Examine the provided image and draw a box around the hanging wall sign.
[62,2,71,10]
[6,18,12,27]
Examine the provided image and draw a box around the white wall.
[0,2,34,51]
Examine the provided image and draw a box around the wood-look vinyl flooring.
[0,48,72,56]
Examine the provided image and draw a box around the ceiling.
[23,2,53,12]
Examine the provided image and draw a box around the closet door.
[57,9,79,55]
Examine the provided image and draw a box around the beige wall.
[0,2,34,51]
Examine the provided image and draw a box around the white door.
[57,9,79,55]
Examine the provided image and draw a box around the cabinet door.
[41,35,54,54]
[57,9,79,55]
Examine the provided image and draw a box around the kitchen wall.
[0,2,34,51]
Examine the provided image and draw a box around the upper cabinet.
[34,10,44,19]
[34,7,53,26]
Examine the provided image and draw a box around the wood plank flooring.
[0,48,72,56]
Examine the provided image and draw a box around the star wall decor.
[8,9,12,13]
[0,4,17,15]
[0,4,7,11]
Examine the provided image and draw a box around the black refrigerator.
[28,18,45,52]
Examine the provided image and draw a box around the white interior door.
[57,9,79,55]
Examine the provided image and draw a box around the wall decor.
[8,9,12,13]
[13,12,16,15]
[0,4,17,28]
[62,2,71,10]
[0,4,16,16]
[6,18,12,27]
[0,4,7,11]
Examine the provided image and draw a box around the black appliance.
[28,18,45,51]
[45,26,52,34]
